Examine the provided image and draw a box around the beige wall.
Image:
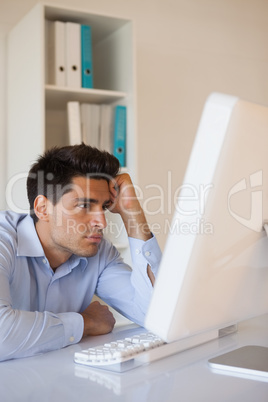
[1,0,268,249]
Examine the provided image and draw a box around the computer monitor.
[145,92,268,345]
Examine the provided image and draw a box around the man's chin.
[78,243,100,258]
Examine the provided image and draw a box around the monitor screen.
[145,93,268,343]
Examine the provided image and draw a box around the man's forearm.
[120,203,152,241]
[120,203,155,286]
[0,307,83,361]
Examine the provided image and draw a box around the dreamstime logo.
[227,170,263,232]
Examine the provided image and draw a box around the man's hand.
[109,174,155,286]
[109,173,152,241]
[109,173,140,215]
[80,301,116,337]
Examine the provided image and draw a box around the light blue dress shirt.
[0,211,161,361]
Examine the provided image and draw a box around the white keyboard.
[74,332,166,370]
[74,328,220,372]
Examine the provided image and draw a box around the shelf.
[45,85,126,109]
[7,2,136,225]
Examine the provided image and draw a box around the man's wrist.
[80,312,88,337]
[121,212,152,241]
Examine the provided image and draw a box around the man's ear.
[34,195,51,222]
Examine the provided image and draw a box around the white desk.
[0,314,267,402]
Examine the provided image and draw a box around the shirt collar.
[16,215,44,257]
[68,254,88,273]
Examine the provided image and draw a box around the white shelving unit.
[7,3,136,204]
[7,2,136,261]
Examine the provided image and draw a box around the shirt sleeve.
[95,234,162,326]
[0,306,84,362]
[0,232,84,362]
[128,234,162,279]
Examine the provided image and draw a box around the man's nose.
[90,210,107,229]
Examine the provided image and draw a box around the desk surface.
[0,314,267,402]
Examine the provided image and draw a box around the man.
[0,144,161,361]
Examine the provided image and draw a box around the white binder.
[65,22,81,88]
[46,20,66,86]
[67,101,82,145]
[80,103,101,148]
[100,104,113,153]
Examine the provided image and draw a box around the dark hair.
[27,143,120,222]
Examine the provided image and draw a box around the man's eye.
[78,203,91,209]
[103,203,112,211]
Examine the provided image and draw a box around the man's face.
[47,177,112,259]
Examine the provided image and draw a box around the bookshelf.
[7,3,136,260]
